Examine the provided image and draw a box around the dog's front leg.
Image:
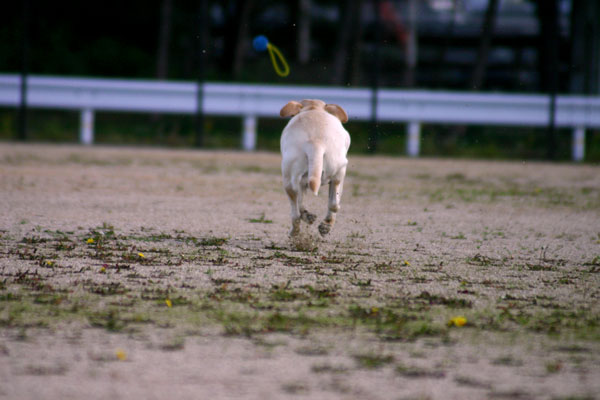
[318,172,345,236]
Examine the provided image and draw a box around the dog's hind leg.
[298,171,316,225]
[299,183,317,225]
[301,209,317,225]
[283,158,306,236]
[318,169,345,236]
[285,183,302,236]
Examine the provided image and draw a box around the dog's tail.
[306,143,325,196]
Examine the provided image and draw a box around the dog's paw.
[301,210,317,225]
[289,224,300,237]
[318,222,332,236]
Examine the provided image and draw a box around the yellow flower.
[86,238,95,244]
[449,316,467,327]
[99,267,106,273]
[115,349,127,361]
[44,260,54,267]
[165,299,172,308]
[403,260,411,266]
[137,252,145,258]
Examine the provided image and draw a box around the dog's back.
[281,101,350,195]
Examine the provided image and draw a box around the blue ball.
[253,35,269,52]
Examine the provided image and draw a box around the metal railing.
[1,74,599,160]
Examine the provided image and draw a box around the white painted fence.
[1,74,599,160]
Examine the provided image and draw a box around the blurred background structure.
[0,0,599,161]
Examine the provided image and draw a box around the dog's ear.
[324,104,348,123]
[280,101,303,117]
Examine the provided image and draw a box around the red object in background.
[379,0,409,45]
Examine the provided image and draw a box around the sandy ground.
[0,143,599,400]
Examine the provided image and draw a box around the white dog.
[280,99,351,237]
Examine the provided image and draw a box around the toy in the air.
[252,35,290,77]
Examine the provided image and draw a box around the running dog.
[279,99,351,237]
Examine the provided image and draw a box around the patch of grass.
[33,294,65,305]
[395,363,446,379]
[398,321,448,341]
[545,360,563,374]
[66,154,132,167]
[490,308,600,339]
[348,305,447,341]
[415,291,472,308]
[311,363,349,374]
[527,263,556,271]
[198,237,229,247]
[373,261,395,273]
[281,382,309,394]
[454,375,492,389]
[413,173,431,180]
[584,255,600,266]
[467,253,498,267]
[351,277,372,287]
[304,285,337,300]
[554,345,590,353]
[272,251,313,265]
[270,287,305,302]
[491,355,524,367]
[234,165,279,175]
[347,231,366,239]
[0,292,22,302]
[320,255,346,264]
[248,214,273,224]
[23,364,69,376]
[88,310,127,332]
[20,236,49,245]
[353,353,394,369]
[296,345,329,356]
[85,282,128,296]
[160,336,185,351]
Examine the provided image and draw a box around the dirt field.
[1,143,599,400]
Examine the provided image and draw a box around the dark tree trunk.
[469,0,499,90]
[569,0,600,94]
[536,0,560,160]
[220,1,255,79]
[331,0,356,85]
[437,0,458,86]
[232,0,255,79]
[349,1,365,86]
[368,0,381,153]
[537,0,559,92]
[18,0,30,141]
[156,0,172,80]
[403,0,418,87]
[297,0,311,65]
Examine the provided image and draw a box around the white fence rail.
[1,74,599,160]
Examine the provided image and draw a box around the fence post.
[242,115,257,151]
[407,121,421,157]
[572,126,585,162]
[80,108,94,145]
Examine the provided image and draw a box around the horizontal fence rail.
[1,74,599,160]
